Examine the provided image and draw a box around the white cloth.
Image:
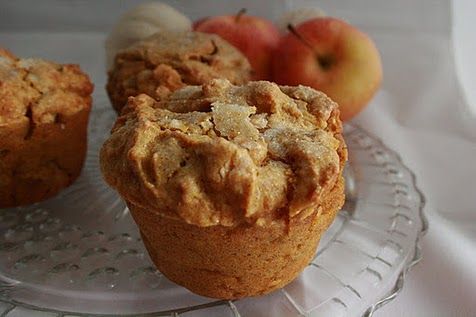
[370,1,476,316]
[0,1,474,316]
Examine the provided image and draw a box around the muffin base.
[0,107,90,208]
[128,177,344,299]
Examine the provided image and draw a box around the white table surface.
[0,1,475,316]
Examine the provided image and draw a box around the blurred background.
[1,0,474,114]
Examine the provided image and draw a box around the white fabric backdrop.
[0,1,474,316]
[373,1,476,316]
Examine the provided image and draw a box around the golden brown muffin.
[100,79,347,299]
[0,49,93,208]
[106,31,252,113]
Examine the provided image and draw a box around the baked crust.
[100,79,347,298]
[101,79,346,227]
[106,31,252,113]
[0,49,93,207]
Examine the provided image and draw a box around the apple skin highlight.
[272,17,382,121]
[195,12,280,80]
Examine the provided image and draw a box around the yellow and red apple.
[272,17,382,121]
[194,10,280,80]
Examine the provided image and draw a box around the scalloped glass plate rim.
[0,115,428,317]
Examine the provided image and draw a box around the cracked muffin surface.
[106,31,252,113]
[0,48,93,207]
[100,79,347,298]
[101,79,346,227]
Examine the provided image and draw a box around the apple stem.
[288,24,335,71]
[287,24,316,53]
[235,8,247,22]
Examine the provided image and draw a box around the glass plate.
[0,105,427,317]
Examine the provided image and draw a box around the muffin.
[106,31,252,113]
[0,49,93,208]
[100,79,347,299]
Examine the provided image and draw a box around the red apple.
[194,9,280,80]
[276,7,326,32]
[272,17,382,121]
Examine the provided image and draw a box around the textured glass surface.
[0,107,426,316]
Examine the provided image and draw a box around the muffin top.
[106,31,252,112]
[0,48,93,127]
[101,79,346,227]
